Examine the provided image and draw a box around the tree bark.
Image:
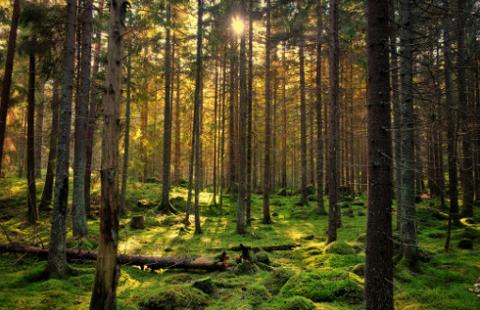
[299,32,308,206]
[84,0,105,214]
[73,0,93,238]
[246,0,254,225]
[192,0,204,235]
[34,82,44,179]
[89,0,127,308]
[0,0,21,174]
[120,51,132,213]
[457,0,474,218]
[160,3,173,211]
[48,0,77,278]
[327,0,340,243]
[27,53,38,224]
[40,80,60,210]
[315,1,326,214]
[399,0,417,266]
[365,1,394,309]
[263,0,272,224]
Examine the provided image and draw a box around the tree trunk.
[34,82,44,179]
[365,1,394,309]
[299,32,308,206]
[327,0,340,243]
[399,0,417,266]
[0,0,21,174]
[315,1,326,214]
[89,0,127,308]
[40,80,60,210]
[192,0,204,235]
[281,44,287,189]
[228,39,237,192]
[457,0,474,218]
[443,0,459,250]
[213,56,219,207]
[246,0,254,224]
[27,53,38,224]
[84,0,105,214]
[73,0,93,238]
[120,51,132,213]
[160,3,173,211]
[48,0,77,278]
[173,46,182,184]
[263,0,272,224]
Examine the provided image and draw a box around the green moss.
[246,284,272,307]
[278,296,316,310]
[280,269,363,303]
[139,285,209,310]
[323,242,356,255]
[255,251,271,265]
[304,254,363,269]
[234,261,259,275]
[264,268,295,294]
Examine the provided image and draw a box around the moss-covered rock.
[192,277,216,295]
[264,268,295,294]
[280,269,363,303]
[139,285,209,310]
[323,241,356,255]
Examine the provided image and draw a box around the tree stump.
[130,215,145,229]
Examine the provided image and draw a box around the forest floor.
[0,177,479,310]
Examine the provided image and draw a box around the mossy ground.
[0,177,479,309]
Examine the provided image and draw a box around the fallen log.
[0,243,226,271]
[208,243,299,253]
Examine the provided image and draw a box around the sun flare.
[231,16,245,35]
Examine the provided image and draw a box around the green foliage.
[277,296,316,310]
[280,269,363,303]
[246,284,272,307]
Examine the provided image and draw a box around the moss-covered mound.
[303,253,363,269]
[280,269,363,303]
[278,296,316,310]
[245,284,272,307]
[323,241,356,255]
[264,268,295,294]
[139,285,209,310]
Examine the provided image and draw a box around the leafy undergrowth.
[0,177,479,309]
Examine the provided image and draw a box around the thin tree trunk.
[399,0,417,266]
[443,0,459,250]
[173,47,181,184]
[34,82,44,179]
[84,0,105,214]
[365,1,394,308]
[0,0,21,174]
[89,0,127,308]
[160,3,173,211]
[327,0,340,243]
[27,53,38,224]
[263,0,272,224]
[316,1,326,214]
[120,51,132,213]
[40,80,60,210]
[73,0,93,238]
[281,44,287,189]
[192,0,204,235]
[246,0,253,224]
[457,0,474,218]
[212,56,219,207]
[219,50,227,210]
[299,32,308,206]
[48,0,77,278]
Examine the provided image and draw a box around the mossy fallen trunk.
[0,243,227,271]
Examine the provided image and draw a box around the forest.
[0,0,479,309]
